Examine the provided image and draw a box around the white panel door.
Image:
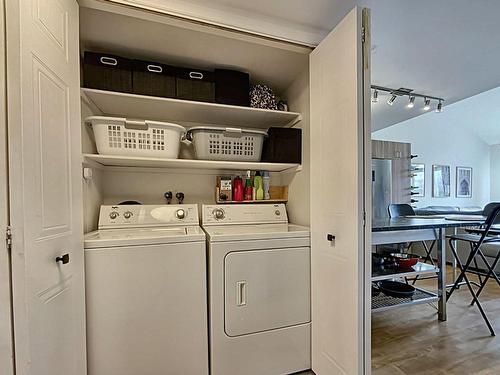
[6,0,85,374]
[0,0,14,373]
[310,7,371,375]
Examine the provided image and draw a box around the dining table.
[372,215,485,321]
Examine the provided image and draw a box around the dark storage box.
[214,69,250,106]
[83,52,132,93]
[261,127,302,164]
[176,68,215,102]
[132,60,176,98]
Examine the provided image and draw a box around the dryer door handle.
[236,281,247,307]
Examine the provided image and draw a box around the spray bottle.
[262,171,270,200]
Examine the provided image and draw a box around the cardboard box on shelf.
[217,176,232,201]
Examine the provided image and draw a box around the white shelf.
[81,88,302,129]
[83,154,301,173]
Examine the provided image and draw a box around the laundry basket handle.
[124,119,148,130]
[223,127,243,136]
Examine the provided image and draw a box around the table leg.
[453,227,458,282]
[438,228,447,321]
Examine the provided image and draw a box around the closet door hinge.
[363,211,366,227]
[6,226,12,251]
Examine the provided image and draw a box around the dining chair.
[463,203,500,304]
[446,202,500,336]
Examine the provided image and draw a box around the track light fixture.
[371,85,444,113]
[423,98,431,111]
[436,100,443,113]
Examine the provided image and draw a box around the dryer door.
[224,247,310,337]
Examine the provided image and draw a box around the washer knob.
[109,211,119,219]
[176,209,186,219]
[275,210,281,216]
[214,208,225,220]
[123,211,133,219]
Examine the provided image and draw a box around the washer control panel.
[99,204,199,229]
[202,204,288,225]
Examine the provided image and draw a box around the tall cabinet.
[5,1,372,374]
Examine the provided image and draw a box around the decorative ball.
[250,84,278,110]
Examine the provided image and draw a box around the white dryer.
[84,204,208,375]
[202,204,311,375]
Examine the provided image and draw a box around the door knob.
[56,253,70,265]
[327,234,335,242]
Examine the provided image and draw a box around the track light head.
[436,100,443,112]
[423,98,431,111]
[407,96,415,109]
[387,94,397,106]
[372,89,378,103]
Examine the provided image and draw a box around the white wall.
[373,113,491,208]
[282,67,310,226]
[491,144,500,201]
[81,100,104,233]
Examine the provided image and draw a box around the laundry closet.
[79,3,311,231]
[4,1,371,374]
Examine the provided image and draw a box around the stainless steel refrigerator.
[372,159,392,220]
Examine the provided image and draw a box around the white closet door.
[6,0,85,374]
[0,0,13,373]
[310,7,371,375]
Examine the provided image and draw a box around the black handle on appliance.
[56,254,70,265]
[327,234,335,242]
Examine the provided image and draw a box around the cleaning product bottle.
[254,171,264,200]
[262,171,270,200]
[233,176,244,201]
[244,170,253,201]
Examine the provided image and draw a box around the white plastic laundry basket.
[187,126,267,161]
[87,116,186,158]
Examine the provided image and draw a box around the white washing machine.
[84,204,208,375]
[202,204,311,375]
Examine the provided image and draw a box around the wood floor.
[372,266,500,375]
[299,266,500,375]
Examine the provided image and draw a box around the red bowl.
[390,253,420,268]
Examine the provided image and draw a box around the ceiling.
[426,86,500,146]
[374,85,500,146]
[135,0,500,131]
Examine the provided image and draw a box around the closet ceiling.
[137,0,500,130]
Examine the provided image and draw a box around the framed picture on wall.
[456,166,472,198]
[411,163,425,197]
[432,165,451,197]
